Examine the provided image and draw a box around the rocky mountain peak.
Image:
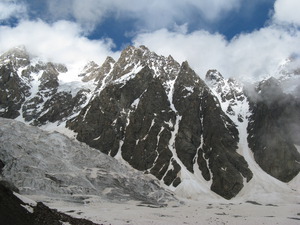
[271,57,300,97]
[111,45,180,82]
[177,61,207,85]
[80,56,116,84]
[205,70,225,92]
[277,57,300,77]
[258,76,280,89]
[80,61,100,81]
[256,76,284,104]
[0,46,30,69]
[205,69,224,83]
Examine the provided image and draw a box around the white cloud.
[273,0,300,26]
[0,1,27,20]
[133,25,300,81]
[184,0,241,21]
[0,20,119,66]
[130,0,300,82]
[46,0,111,32]
[45,0,243,32]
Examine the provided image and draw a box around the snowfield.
[26,192,300,225]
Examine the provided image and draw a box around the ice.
[0,118,176,206]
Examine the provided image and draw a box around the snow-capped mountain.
[0,46,299,201]
[0,46,95,127]
[66,46,253,200]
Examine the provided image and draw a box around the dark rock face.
[68,66,177,182]
[247,77,300,182]
[0,181,33,225]
[0,160,4,173]
[36,63,60,97]
[0,182,100,225]
[173,64,252,199]
[28,90,89,126]
[0,63,31,118]
[67,47,253,199]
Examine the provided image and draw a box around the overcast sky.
[0,0,299,81]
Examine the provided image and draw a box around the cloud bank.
[133,25,300,81]
[273,0,300,26]
[0,0,27,20]
[0,19,118,66]
[45,0,242,31]
[133,0,300,80]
